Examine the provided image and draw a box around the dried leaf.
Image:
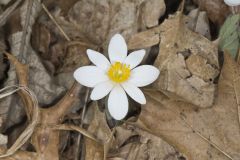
[1,38,65,129]
[0,53,6,82]
[187,9,211,39]
[153,12,219,108]
[0,0,12,5]
[51,0,165,51]
[85,102,112,160]
[192,0,230,25]
[133,53,240,160]
[0,116,7,146]
[0,0,65,129]
[19,0,41,60]
[0,0,22,27]
[219,14,240,59]
[85,138,104,160]
[141,0,166,28]
[0,54,39,158]
[109,125,183,160]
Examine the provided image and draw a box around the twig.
[38,0,71,41]
[52,124,99,143]
[39,0,99,50]
[0,85,20,99]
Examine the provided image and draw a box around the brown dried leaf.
[0,117,7,146]
[154,12,219,108]
[0,53,6,82]
[0,0,11,5]
[85,138,104,160]
[1,0,65,129]
[192,0,230,25]
[187,8,211,39]
[0,0,22,27]
[87,102,112,143]
[57,42,90,73]
[51,0,165,51]
[19,0,41,60]
[133,53,240,160]
[84,102,112,160]
[141,0,166,28]
[109,125,183,160]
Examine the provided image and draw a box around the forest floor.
[0,0,239,160]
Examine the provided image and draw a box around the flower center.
[107,62,131,83]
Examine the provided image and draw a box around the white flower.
[74,34,160,120]
[224,0,240,6]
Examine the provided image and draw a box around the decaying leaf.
[133,53,240,160]
[0,0,12,5]
[192,0,230,25]
[108,124,184,160]
[187,8,211,39]
[0,0,65,130]
[141,0,166,28]
[1,0,240,159]
[219,14,240,59]
[0,53,6,83]
[51,0,166,51]
[0,117,7,146]
[153,12,220,108]
[85,102,112,160]
[0,0,22,27]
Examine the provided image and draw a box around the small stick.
[38,0,71,41]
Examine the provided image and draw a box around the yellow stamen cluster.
[107,62,131,83]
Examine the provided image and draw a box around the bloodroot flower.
[224,0,240,13]
[224,0,240,6]
[74,34,160,120]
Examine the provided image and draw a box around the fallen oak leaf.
[153,11,219,108]
[131,53,240,160]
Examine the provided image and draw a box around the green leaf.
[219,14,240,59]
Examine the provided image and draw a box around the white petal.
[90,81,114,100]
[124,50,145,69]
[224,0,240,6]
[122,82,146,104]
[129,65,160,87]
[108,34,128,63]
[87,49,111,71]
[108,85,128,120]
[74,66,108,87]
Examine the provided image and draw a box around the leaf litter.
[0,0,239,160]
